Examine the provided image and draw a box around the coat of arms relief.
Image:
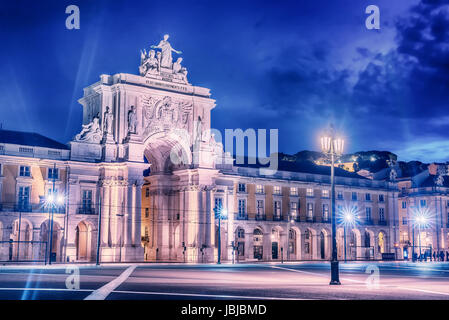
[140,94,193,140]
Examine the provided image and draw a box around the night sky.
[1,0,448,163]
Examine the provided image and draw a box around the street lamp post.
[46,164,64,265]
[341,210,358,263]
[344,225,347,263]
[413,212,429,262]
[418,224,422,260]
[214,202,227,265]
[321,125,344,285]
[412,224,416,262]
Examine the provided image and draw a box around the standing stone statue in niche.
[150,34,182,68]
[75,116,102,143]
[103,106,114,134]
[128,105,138,134]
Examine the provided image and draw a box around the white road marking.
[0,287,93,292]
[398,287,449,296]
[271,265,449,296]
[84,265,136,300]
[271,265,364,283]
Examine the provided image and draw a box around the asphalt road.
[1,261,449,300]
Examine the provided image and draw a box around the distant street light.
[214,203,227,264]
[45,166,65,265]
[339,205,359,263]
[320,124,344,285]
[411,207,431,262]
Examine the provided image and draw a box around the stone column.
[156,188,170,260]
[263,231,271,261]
[226,188,235,262]
[123,182,129,246]
[245,229,253,261]
[101,183,111,246]
[133,181,143,246]
[186,186,199,262]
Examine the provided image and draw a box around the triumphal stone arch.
[68,35,229,262]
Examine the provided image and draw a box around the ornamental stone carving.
[75,116,103,143]
[140,95,193,138]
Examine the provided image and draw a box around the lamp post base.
[330,260,341,285]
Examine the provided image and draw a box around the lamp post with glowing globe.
[214,202,227,264]
[340,206,359,263]
[320,125,345,285]
[45,190,65,265]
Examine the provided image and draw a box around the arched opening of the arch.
[141,132,192,262]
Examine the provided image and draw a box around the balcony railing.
[322,217,331,223]
[290,215,301,222]
[363,219,374,225]
[42,206,66,214]
[77,207,96,215]
[306,216,316,223]
[378,220,387,226]
[14,204,32,212]
[255,214,266,221]
[0,203,66,214]
[273,215,283,221]
[235,213,248,220]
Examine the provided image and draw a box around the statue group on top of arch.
[139,34,188,84]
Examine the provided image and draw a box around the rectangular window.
[306,188,314,197]
[274,201,281,217]
[322,190,329,198]
[290,202,298,217]
[145,188,150,197]
[19,147,33,154]
[18,186,30,209]
[307,203,313,218]
[215,197,223,209]
[19,166,30,177]
[402,217,407,225]
[402,201,406,209]
[366,207,372,221]
[82,190,93,213]
[379,194,385,202]
[238,183,246,193]
[379,208,385,221]
[48,167,59,180]
[420,199,426,207]
[238,199,246,215]
[337,191,343,200]
[290,187,298,196]
[273,186,281,195]
[145,208,149,218]
[365,193,371,201]
[256,184,264,194]
[257,200,264,216]
[351,192,357,201]
[323,203,329,220]
[337,205,343,216]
